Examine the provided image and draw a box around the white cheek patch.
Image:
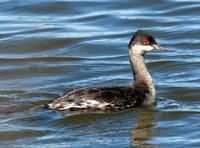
[131,44,154,54]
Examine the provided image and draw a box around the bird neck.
[128,47,156,104]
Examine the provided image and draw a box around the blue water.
[0,0,199,147]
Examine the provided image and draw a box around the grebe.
[48,30,167,111]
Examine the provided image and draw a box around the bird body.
[48,30,167,111]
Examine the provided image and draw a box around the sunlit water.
[0,0,199,147]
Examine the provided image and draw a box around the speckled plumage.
[48,30,166,112]
[49,84,152,111]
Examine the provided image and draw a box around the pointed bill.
[152,44,167,50]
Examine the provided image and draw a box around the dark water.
[0,0,199,147]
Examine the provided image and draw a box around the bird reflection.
[130,108,157,147]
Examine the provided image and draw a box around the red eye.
[144,39,150,45]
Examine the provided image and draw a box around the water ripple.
[0,0,199,147]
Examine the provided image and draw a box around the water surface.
[0,0,199,147]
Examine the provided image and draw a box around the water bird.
[48,30,167,111]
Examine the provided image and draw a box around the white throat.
[129,46,156,101]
